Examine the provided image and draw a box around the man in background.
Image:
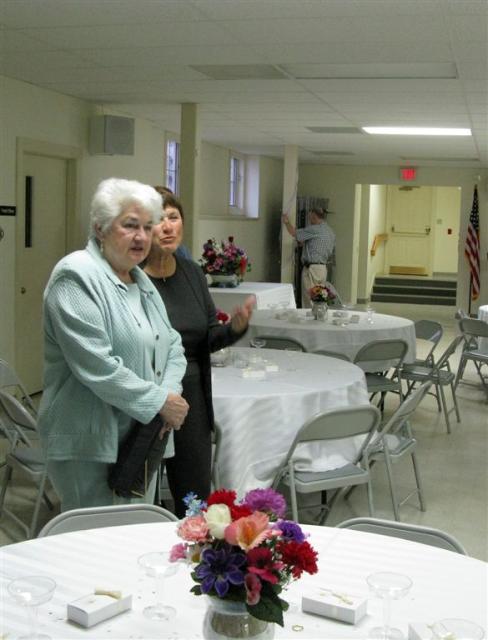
[282,207,335,308]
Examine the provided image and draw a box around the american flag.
[464,185,480,301]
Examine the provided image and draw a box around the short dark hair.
[310,207,326,220]
[163,194,184,221]
[154,185,174,197]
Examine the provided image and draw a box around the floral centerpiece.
[200,237,251,282]
[309,284,335,304]
[170,489,318,632]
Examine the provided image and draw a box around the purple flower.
[274,520,307,542]
[194,544,246,597]
[242,489,287,519]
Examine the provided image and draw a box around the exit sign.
[400,167,417,181]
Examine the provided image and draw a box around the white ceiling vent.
[190,65,287,80]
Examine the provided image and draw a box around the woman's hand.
[159,392,189,430]
[230,295,255,334]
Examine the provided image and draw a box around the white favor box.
[265,363,279,372]
[408,622,433,640]
[67,593,132,628]
[241,368,266,379]
[302,586,367,625]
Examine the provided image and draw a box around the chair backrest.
[37,503,179,537]
[0,389,37,446]
[459,317,488,340]
[252,335,307,352]
[353,338,408,367]
[337,516,467,554]
[414,320,443,343]
[280,404,381,473]
[0,359,37,416]
[313,349,351,362]
[433,335,464,371]
[373,381,431,439]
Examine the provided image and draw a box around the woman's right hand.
[159,392,189,430]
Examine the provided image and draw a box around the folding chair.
[312,349,351,362]
[365,382,431,521]
[251,335,307,352]
[272,404,381,523]
[353,339,408,411]
[413,320,443,367]
[402,336,463,434]
[337,516,467,554]
[0,391,53,538]
[455,318,488,401]
[38,503,178,537]
[0,359,37,417]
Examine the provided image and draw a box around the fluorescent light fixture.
[362,126,471,136]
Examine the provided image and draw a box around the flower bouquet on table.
[170,488,318,630]
[200,237,251,287]
[309,284,335,304]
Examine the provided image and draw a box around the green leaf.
[248,587,284,627]
[190,585,202,596]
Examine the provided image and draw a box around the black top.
[148,257,246,426]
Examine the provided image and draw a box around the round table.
[1,522,486,639]
[212,348,369,496]
[237,309,416,370]
[477,304,488,353]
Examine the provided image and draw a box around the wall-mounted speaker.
[89,115,135,155]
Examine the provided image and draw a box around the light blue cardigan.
[38,238,187,463]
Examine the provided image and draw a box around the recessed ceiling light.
[362,127,471,136]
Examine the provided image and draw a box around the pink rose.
[177,515,209,543]
[245,573,262,605]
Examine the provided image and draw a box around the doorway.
[15,139,80,394]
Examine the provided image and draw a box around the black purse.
[108,414,169,498]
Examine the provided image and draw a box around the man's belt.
[303,262,325,268]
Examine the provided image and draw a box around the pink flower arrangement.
[200,237,251,278]
[309,284,335,304]
[170,488,318,627]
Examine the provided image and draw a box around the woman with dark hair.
[144,194,253,517]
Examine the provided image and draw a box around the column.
[280,144,298,283]
[179,103,201,255]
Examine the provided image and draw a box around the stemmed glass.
[366,304,374,324]
[8,575,56,640]
[250,337,266,349]
[430,619,485,640]
[366,571,412,640]
[138,551,179,621]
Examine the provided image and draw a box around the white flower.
[204,504,232,539]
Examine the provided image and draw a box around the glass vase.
[203,597,274,640]
[311,302,328,321]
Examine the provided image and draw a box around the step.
[371,292,456,306]
[372,285,456,298]
[374,277,456,289]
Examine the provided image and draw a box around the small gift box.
[241,368,266,379]
[265,362,279,372]
[302,585,367,625]
[67,591,132,628]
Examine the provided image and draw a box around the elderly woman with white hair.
[38,178,188,511]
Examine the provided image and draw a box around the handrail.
[370,233,388,257]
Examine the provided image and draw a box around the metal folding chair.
[455,318,488,401]
[0,359,38,417]
[312,349,351,362]
[251,335,307,352]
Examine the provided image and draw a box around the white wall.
[298,165,487,310]
[432,186,462,274]
[368,184,388,295]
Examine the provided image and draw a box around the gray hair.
[89,178,162,237]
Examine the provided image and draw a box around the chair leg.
[439,384,452,434]
[288,470,299,523]
[366,479,375,517]
[454,356,467,389]
[411,452,426,512]
[450,382,461,423]
[0,464,13,513]
[383,450,400,521]
[29,470,48,538]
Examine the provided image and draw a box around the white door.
[385,186,435,276]
[15,153,68,393]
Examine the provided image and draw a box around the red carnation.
[207,489,237,509]
[229,503,252,520]
[277,540,318,578]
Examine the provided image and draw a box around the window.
[165,140,180,194]
[229,153,244,213]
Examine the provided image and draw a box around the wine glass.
[366,571,412,640]
[366,304,374,324]
[8,575,56,640]
[430,619,485,640]
[250,337,266,349]
[138,551,179,621]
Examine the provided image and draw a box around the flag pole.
[468,274,473,316]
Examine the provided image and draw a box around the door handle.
[20,287,26,294]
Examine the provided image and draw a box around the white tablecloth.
[477,304,488,353]
[1,523,486,639]
[237,309,416,370]
[212,348,369,496]
[209,281,296,314]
